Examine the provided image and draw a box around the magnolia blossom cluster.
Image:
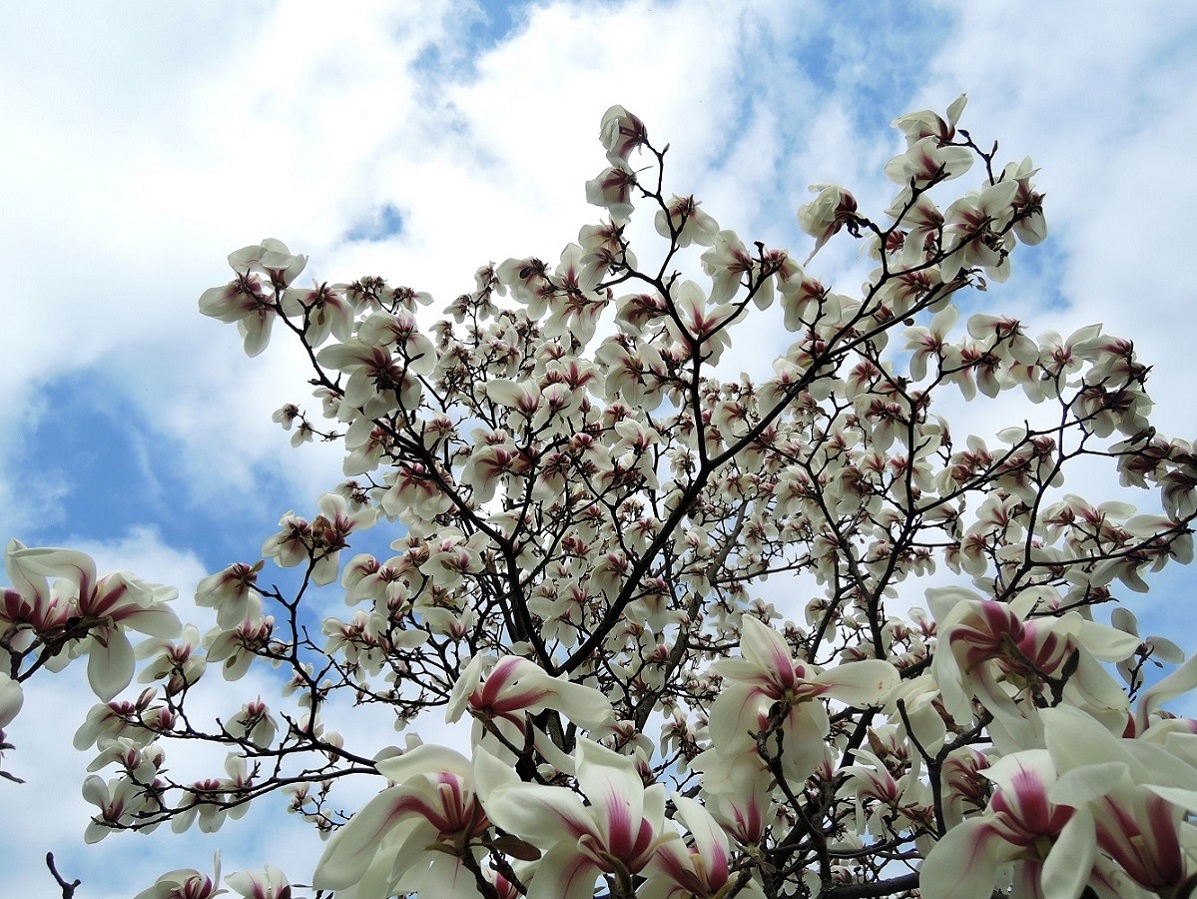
[5,99,1197,898]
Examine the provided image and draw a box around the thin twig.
[46,852,82,898]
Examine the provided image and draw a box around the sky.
[3,1,1197,895]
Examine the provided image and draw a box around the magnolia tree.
[5,97,1197,899]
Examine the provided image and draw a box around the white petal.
[524,843,601,899]
[737,615,793,676]
[483,782,594,847]
[1040,808,1096,898]
[473,743,520,802]
[88,631,135,702]
[375,744,471,785]
[815,659,899,707]
[312,786,413,890]
[573,740,645,853]
[919,819,1014,899]
[709,683,766,753]
[673,796,729,877]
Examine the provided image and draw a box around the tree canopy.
[5,97,1197,899]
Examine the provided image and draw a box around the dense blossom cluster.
[4,98,1197,898]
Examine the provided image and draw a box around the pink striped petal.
[574,739,645,858]
[920,818,1016,899]
[524,843,601,899]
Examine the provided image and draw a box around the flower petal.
[375,744,471,785]
[919,819,1016,899]
[1040,807,1096,899]
[88,631,135,702]
[673,797,729,884]
[736,616,794,684]
[313,786,416,889]
[708,683,766,753]
[11,546,97,595]
[573,740,646,856]
[524,843,601,899]
[814,659,899,707]
[482,782,594,848]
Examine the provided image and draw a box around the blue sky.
[3,1,1197,895]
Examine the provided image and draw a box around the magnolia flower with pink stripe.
[447,654,613,742]
[642,796,766,899]
[1045,705,1197,895]
[930,587,1139,745]
[923,705,1197,897]
[919,750,1095,899]
[313,745,489,899]
[710,615,898,784]
[9,545,181,701]
[476,739,667,899]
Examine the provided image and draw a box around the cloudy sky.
[3,1,1197,895]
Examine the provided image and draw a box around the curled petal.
[599,105,647,162]
[10,546,97,596]
[1138,653,1197,732]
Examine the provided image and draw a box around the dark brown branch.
[46,853,81,899]
[824,873,919,898]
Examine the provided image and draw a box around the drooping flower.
[224,866,290,899]
[313,745,489,899]
[919,750,1095,899]
[132,853,224,899]
[599,105,648,163]
[9,546,181,701]
[798,183,859,262]
[476,739,668,899]
[710,616,898,784]
[642,797,766,899]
